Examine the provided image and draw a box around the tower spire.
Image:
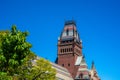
[91,61,96,71]
[56,20,100,80]
[90,61,100,80]
[57,20,82,78]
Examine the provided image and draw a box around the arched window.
[62,31,67,37]
[66,29,69,36]
[61,49,62,53]
[65,48,66,52]
[67,48,68,52]
[68,63,70,66]
[62,64,64,67]
[79,73,83,79]
[63,49,64,52]
[69,48,71,52]
[69,30,73,36]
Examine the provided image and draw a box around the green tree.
[18,54,56,80]
[18,52,37,80]
[0,25,32,77]
[0,25,56,80]
[0,31,8,47]
[28,58,56,80]
[0,72,12,80]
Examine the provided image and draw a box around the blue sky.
[0,0,120,79]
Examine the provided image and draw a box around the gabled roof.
[80,56,87,66]
[75,56,90,79]
[75,56,88,66]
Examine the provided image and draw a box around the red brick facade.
[57,20,82,78]
[56,20,100,80]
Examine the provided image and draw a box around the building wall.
[51,62,73,80]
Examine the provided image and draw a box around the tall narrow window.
[61,49,62,53]
[69,30,73,36]
[63,49,64,52]
[67,48,68,52]
[62,31,66,37]
[65,49,66,52]
[66,29,69,36]
[69,48,70,52]
[62,64,64,67]
[68,63,70,66]
[80,73,83,79]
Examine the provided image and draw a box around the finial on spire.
[91,61,96,70]
[92,61,94,65]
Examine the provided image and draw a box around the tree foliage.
[18,56,56,80]
[0,72,12,80]
[0,25,56,80]
[0,31,8,48]
[18,52,37,79]
[0,25,32,78]
[29,58,56,80]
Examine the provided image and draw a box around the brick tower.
[57,20,82,78]
[56,20,100,80]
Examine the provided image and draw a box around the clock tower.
[57,20,83,78]
[56,20,100,80]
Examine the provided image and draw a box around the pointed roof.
[90,61,100,80]
[75,56,90,80]
[75,56,88,66]
[60,20,81,44]
[80,56,87,66]
[64,20,76,26]
[78,56,89,72]
[91,61,96,71]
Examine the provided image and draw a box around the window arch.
[79,73,83,79]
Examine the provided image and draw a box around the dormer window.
[62,31,66,37]
[69,30,73,36]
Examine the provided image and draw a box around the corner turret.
[89,61,100,80]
